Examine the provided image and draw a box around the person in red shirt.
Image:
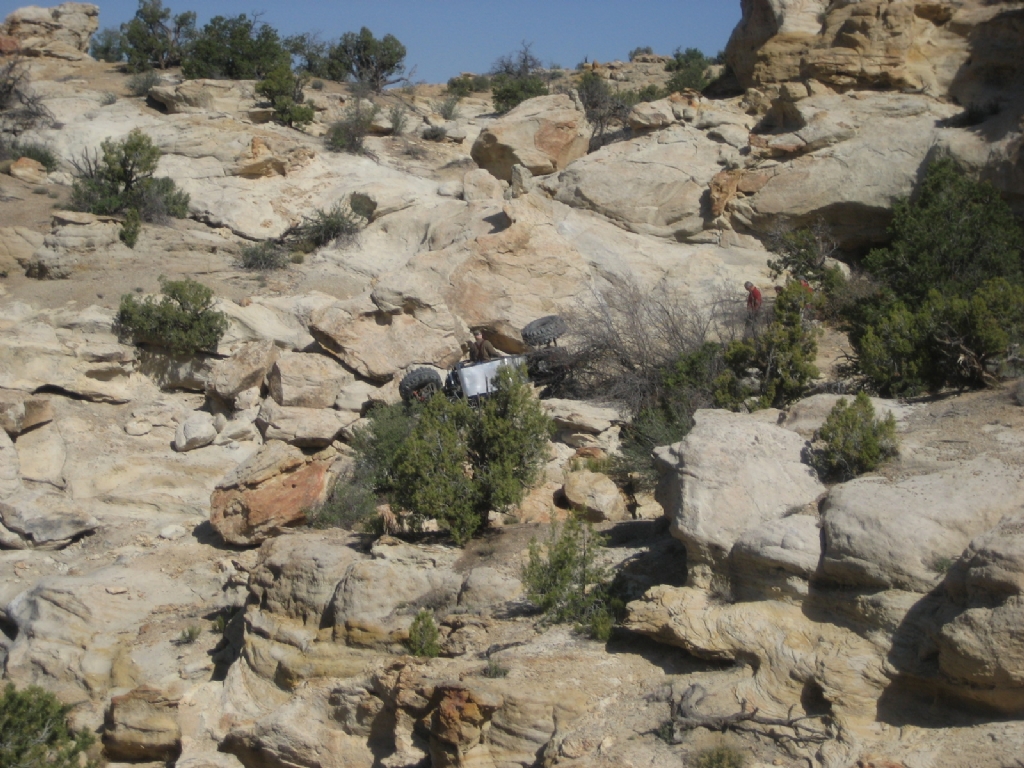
[744,281,762,313]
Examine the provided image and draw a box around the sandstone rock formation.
[209,442,336,545]
[655,408,825,588]
[471,94,592,182]
[0,2,97,59]
[3,4,1024,766]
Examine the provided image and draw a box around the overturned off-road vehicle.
[399,315,570,403]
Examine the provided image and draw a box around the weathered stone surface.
[0,2,98,59]
[542,398,622,435]
[724,0,1001,102]
[249,530,365,628]
[462,168,505,202]
[174,412,217,452]
[730,514,820,601]
[458,566,522,613]
[821,458,1024,593]
[104,686,182,762]
[210,442,332,546]
[0,226,45,273]
[655,408,825,587]
[628,99,676,132]
[257,400,353,447]
[471,94,591,182]
[0,491,98,549]
[309,301,461,382]
[932,512,1024,712]
[728,92,959,249]
[329,538,462,647]
[208,340,279,402]
[24,247,75,279]
[0,429,20,500]
[9,156,47,184]
[16,421,66,487]
[626,585,888,731]
[0,394,54,436]
[268,352,350,409]
[551,124,725,240]
[148,80,258,114]
[562,470,627,522]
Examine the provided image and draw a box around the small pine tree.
[257,63,315,127]
[472,366,552,515]
[0,684,95,768]
[393,394,479,543]
[522,515,611,633]
[70,129,189,221]
[120,207,141,248]
[407,609,440,657]
[714,282,820,410]
[811,392,898,481]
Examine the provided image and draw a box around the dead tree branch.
[667,684,833,750]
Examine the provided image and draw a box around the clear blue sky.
[1,1,742,84]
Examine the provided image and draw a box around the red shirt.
[747,285,762,311]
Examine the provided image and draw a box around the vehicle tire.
[399,368,443,402]
[521,315,567,347]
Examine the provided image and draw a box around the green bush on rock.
[0,683,96,768]
[847,159,1024,395]
[70,129,189,222]
[116,277,227,355]
[311,366,550,546]
[809,392,898,481]
[522,515,615,639]
[406,609,440,657]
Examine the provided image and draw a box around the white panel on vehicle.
[457,356,526,398]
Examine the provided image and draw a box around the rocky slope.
[2,2,1024,767]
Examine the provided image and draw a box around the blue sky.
[1,1,742,84]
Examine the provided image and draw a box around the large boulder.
[209,442,335,546]
[268,352,351,409]
[103,687,182,762]
[729,513,821,602]
[248,530,366,629]
[0,491,98,549]
[328,538,463,648]
[726,92,959,249]
[820,458,1024,593]
[0,2,98,59]
[471,94,591,182]
[655,408,825,588]
[551,123,726,240]
[207,340,279,403]
[148,80,258,115]
[309,300,461,382]
[256,400,354,447]
[562,470,627,522]
[936,512,1024,713]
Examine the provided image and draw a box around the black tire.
[522,315,567,347]
[399,368,443,402]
